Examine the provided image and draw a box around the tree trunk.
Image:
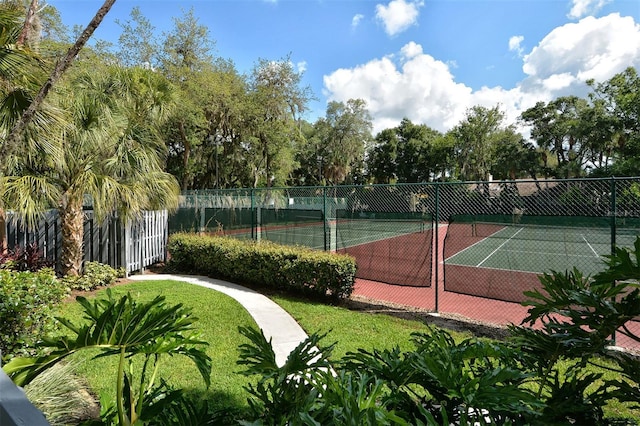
[178,121,190,190]
[59,194,84,276]
[2,0,117,164]
[17,0,39,47]
[0,208,6,254]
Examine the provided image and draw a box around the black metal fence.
[171,178,640,343]
[173,178,640,287]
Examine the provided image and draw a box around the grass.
[54,280,258,413]
[270,294,456,358]
[53,279,443,416]
[54,279,639,424]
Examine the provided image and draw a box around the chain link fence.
[171,178,640,349]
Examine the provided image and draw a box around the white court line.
[581,234,600,257]
[477,227,524,267]
[444,225,513,262]
[499,248,603,258]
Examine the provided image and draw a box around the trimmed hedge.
[167,233,357,301]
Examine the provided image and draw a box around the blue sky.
[50,0,640,134]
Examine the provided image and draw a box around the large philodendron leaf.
[3,290,211,387]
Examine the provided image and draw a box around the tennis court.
[172,179,640,352]
[443,221,639,303]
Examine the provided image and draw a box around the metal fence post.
[251,188,255,240]
[323,186,327,251]
[434,182,440,313]
[610,177,617,347]
[610,177,617,256]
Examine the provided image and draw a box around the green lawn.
[55,279,437,415]
[55,279,639,423]
[270,294,451,359]
[55,280,258,413]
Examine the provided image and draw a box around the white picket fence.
[4,210,168,275]
[124,210,168,274]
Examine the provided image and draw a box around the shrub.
[24,361,100,425]
[167,233,357,301]
[0,268,68,359]
[510,237,640,425]
[62,262,125,292]
[237,325,538,425]
[0,242,53,272]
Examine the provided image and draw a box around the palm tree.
[3,63,180,276]
[0,1,66,251]
[2,0,117,163]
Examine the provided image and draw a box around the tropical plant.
[3,290,212,426]
[1,0,117,163]
[0,1,67,250]
[2,63,180,276]
[343,328,539,425]
[237,326,335,424]
[0,241,52,271]
[237,325,539,425]
[61,261,125,292]
[510,237,640,424]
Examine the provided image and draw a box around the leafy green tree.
[314,99,372,185]
[395,118,442,182]
[367,119,443,183]
[159,7,215,78]
[520,96,592,178]
[38,2,69,45]
[368,128,399,183]
[290,119,324,186]
[156,8,222,190]
[451,105,505,183]
[587,67,640,176]
[491,128,540,180]
[197,59,252,189]
[246,56,311,187]
[115,6,159,68]
[430,133,457,181]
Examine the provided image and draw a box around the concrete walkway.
[129,274,308,367]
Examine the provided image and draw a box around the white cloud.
[400,41,423,59]
[296,61,307,74]
[352,14,364,29]
[375,0,424,37]
[568,0,611,19]
[523,13,640,84]
[508,35,525,57]
[323,43,472,134]
[323,13,640,136]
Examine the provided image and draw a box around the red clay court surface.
[351,278,640,351]
[350,223,640,352]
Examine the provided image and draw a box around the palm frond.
[4,290,212,387]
